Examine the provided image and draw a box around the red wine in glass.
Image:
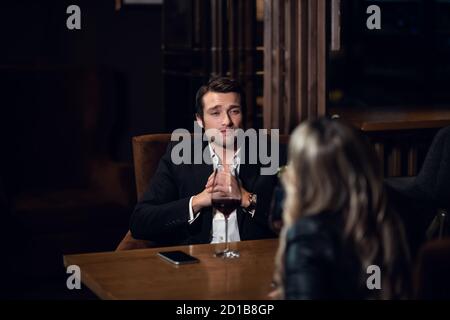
[212,165,241,258]
[212,198,241,218]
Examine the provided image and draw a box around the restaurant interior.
[1,0,450,300]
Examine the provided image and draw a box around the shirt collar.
[208,142,241,171]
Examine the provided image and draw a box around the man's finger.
[205,178,215,188]
[205,174,215,188]
[212,186,231,194]
[211,191,229,198]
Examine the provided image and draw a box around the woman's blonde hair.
[273,118,410,299]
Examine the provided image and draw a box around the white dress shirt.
[188,143,241,243]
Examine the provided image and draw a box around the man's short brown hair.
[195,76,244,118]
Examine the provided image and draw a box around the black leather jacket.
[284,211,369,299]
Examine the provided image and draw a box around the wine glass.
[211,164,241,258]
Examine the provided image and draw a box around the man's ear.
[195,115,204,128]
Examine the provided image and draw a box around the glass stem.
[225,216,229,252]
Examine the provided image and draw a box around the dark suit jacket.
[130,137,285,246]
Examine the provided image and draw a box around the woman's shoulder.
[286,211,342,241]
[283,216,336,299]
[284,212,344,263]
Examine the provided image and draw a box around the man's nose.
[222,112,232,127]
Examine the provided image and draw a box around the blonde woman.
[273,118,411,299]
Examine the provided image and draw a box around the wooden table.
[63,239,278,300]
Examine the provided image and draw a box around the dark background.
[328,0,450,108]
[0,0,163,161]
[0,0,163,299]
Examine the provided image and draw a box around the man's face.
[196,91,243,148]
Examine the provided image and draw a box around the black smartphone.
[157,250,200,265]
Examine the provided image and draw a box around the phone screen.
[157,251,199,265]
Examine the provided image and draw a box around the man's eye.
[211,112,220,116]
[231,109,241,115]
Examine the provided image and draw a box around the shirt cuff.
[188,196,201,224]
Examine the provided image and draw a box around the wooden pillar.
[388,147,402,177]
[407,146,418,176]
[264,0,326,133]
[211,0,226,76]
[230,0,256,129]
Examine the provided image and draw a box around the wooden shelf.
[329,106,450,131]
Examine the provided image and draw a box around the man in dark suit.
[130,77,284,246]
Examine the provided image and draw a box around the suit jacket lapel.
[192,138,214,242]
[190,137,214,190]
[237,160,260,233]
